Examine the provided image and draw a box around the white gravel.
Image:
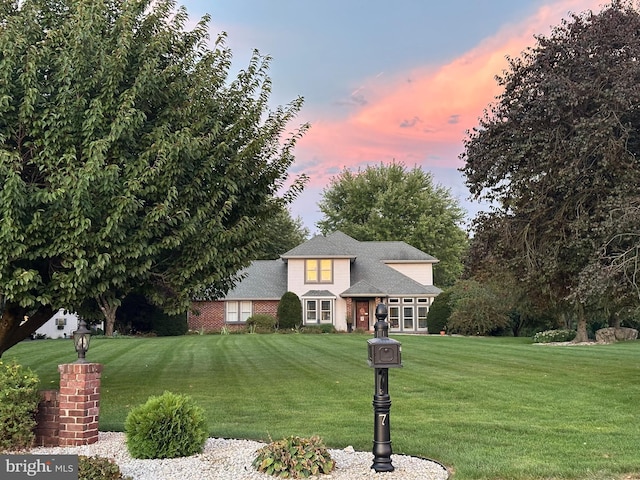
[30,432,449,480]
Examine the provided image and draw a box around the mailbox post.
[367,303,402,472]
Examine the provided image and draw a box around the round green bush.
[124,391,207,459]
[246,314,277,332]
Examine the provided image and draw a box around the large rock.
[595,327,638,344]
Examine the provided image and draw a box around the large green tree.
[460,0,640,341]
[0,0,307,354]
[317,162,467,286]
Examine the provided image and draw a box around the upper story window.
[305,259,333,283]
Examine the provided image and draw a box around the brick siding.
[188,300,279,332]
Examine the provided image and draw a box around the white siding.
[35,309,78,339]
[385,262,434,286]
[35,309,105,339]
[332,259,352,294]
[287,258,308,298]
[287,258,351,331]
[334,300,348,331]
[287,258,352,296]
[332,259,351,331]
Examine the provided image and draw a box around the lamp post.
[73,319,92,363]
[367,303,402,473]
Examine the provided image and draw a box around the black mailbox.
[368,337,402,368]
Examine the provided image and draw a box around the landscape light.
[73,319,92,363]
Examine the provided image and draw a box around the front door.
[356,301,370,330]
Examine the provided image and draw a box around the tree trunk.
[511,313,523,337]
[573,304,589,343]
[559,311,572,330]
[0,302,54,357]
[96,294,119,337]
[609,312,621,329]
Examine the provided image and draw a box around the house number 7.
[378,413,387,425]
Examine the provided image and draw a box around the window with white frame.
[306,300,317,323]
[418,306,428,329]
[387,297,432,331]
[388,305,400,329]
[417,298,429,330]
[304,298,334,324]
[226,301,252,322]
[320,300,332,323]
[403,305,414,330]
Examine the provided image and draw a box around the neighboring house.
[188,231,442,333]
[35,308,79,339]
[34,309,104,339]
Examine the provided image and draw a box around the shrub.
[426,290,452,334]
[246,314,277,333]
[253,435,335,478]
[0,360,40,451]
[302,324,336,334]
[152,311,188,337]
[447,280,512,335]
[532,329,577,343]
[277,291,302,329]
[124,391,207,459]
[115,294,187,336]
[78,456,132,480]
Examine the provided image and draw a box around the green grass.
[5,334,640,479]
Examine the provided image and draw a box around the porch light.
[73,319,92,363]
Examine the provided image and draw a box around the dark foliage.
[277,291,302,329]
[460,0,640,340]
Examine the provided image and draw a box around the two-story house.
[188,231,442,333]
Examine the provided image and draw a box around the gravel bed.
[30,432,449,480]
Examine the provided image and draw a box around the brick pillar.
[34,390,60,447]
[58,363,103,446]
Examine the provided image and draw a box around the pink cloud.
[294,0,605,188]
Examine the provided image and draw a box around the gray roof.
[361,240,438,263]
[282,231,438,264]
[220,231,442,301]
[281,231,358,260]
[340,280,386,296]
[345,256,441,298]
[302,290,336,297]
[224,260,287,300]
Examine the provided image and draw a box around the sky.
[181,0,606,234]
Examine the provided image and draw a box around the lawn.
[6,334,640,479]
